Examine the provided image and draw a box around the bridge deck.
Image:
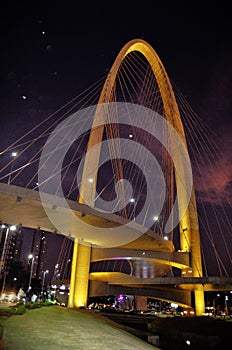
[0,183,172,249]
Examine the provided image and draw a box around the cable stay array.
[0,49,231,278]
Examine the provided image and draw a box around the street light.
[225,295,228,316]
[129,198,137,221]
[28,254,35,292]
[213,294,220,317]
[0,225,16,297]
[7,151,18,184]
[0,225,16,275]
[152,215,159,235]
[42,270,49,295]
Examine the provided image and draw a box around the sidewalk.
[0,306,158,350]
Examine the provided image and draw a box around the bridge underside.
[1,183,231,311]
[89,274,232,308]
[0,183,171,249]
[89,279,192,307]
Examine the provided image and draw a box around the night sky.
[0,2,231,276]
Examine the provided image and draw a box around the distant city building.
[0,224,24,275]
[29,228,49,279]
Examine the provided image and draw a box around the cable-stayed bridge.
[0,39,231,315]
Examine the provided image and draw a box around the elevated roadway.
[0,183,231,308]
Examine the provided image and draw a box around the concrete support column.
[194,290,205,316]
[135,296,147,311]
[68,238,78,308]
[191,225,205,316]
[133,260,142,278]
[148,260,155,278]
[68,240,91,309]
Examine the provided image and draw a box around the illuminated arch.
[76,39,204,315]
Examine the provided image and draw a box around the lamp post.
[1,272,7,297]
[129,198,136,221]
[153,215,159,234]
[225,295,228,316]
[41,270,49,295]
[213,298,216,317]
[0,225,16,298]
[0,225,16,275]
[7,151,18,185]
[28,254,35,292]
[213,294,220,317]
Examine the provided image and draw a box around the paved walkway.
[0,306,158,350]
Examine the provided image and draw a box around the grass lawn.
[0,305,157,350]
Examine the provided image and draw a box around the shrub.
[15,301,24,307]
[15,305,26,315]
[0,307,16,316]
[40,301,53,306]
[25,302,41,309]
[0,323,3,339]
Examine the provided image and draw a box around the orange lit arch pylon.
[70,39,205,316]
